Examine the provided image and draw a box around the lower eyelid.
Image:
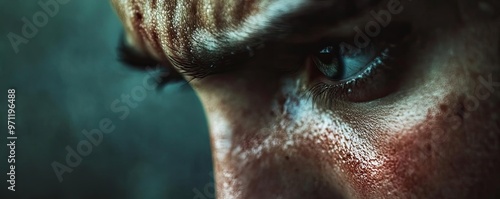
[307,66,381,105]
[305,47,405,106]
[302,24,418,106]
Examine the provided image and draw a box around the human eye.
[303,23,415,105]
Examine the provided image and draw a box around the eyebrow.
[167,0,383,78]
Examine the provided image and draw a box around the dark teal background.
[0,1,213,198]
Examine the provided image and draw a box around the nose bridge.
[197,77,280,160]
[193,77,356,198]
[195,77,285,198]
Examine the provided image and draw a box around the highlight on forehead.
[111,0,382,77]
[112,0,307,72]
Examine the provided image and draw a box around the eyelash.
[307,47,395,105]
[302,24,414,106]
[117,36,186,88]
[118,37,258,87]
[118,39,403,104]
[118,23,412,104]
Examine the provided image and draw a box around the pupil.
[313,46,341,79]
[317,46,336,65]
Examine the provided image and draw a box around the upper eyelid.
[160,3,387,77]
[175,20,412,80]
[127,1,400,78]
[185,20,408,75]
[168,43,265,79]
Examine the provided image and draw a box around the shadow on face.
[112,0,500,198]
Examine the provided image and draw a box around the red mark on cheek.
[205,75,500,198]
[366,93,500,198]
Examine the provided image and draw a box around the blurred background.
[0,1,213,198]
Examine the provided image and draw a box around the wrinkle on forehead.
[112,0,309,61]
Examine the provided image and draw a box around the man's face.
[112,0,500,198]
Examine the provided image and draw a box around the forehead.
[111,0,298,54]
[111,0,383,71]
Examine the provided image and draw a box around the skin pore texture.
[111,0,500,198]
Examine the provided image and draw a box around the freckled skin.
[112,0,500,198]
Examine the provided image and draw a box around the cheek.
[379,93,500,197]
[281,88,500,198]
[199,74,499,198]
[192,23,500,197]
[196,78,381,198]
